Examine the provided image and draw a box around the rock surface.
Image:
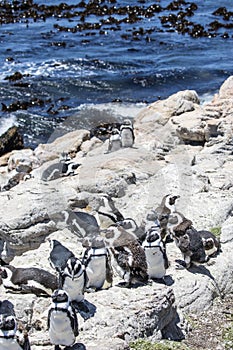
[0,77,233,349]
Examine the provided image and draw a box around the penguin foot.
[85,287,97,293]
[175,259,187,270]
[117,281,131,288]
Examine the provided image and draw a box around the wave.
[0,114,18,137]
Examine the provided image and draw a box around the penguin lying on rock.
[42,152,80,181]
[0,265,58,296]
[48,289,78,350]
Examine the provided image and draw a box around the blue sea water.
[0,0,233,148]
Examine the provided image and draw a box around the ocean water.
[0,0,233,148]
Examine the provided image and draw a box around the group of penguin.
[108,119,135,152]
[0,194,221,350]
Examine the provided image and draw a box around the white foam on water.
[0,114,18,137]
[78,101,147,119]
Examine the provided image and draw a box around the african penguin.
[167,211,193,244]
[60,256,87,303]
[0,300,15,317]
[102,224,148,287]
[0,265,58,296]
[154,194,180,241]
[82,236,113,291]
[181,228,221,258]
[42,152,80,181]
[48,239,75,273]
[120,119,135,148]
[117,218,146,243]
[95,194,124,228]
[174,228,209,269]
[0,239,15,265]
[108,128,121,152]
[142,225,169,280]
[52,210,100,240]
[0,172,32,192]
[0,304,31,350]
[48,289,78,349]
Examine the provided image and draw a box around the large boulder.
[0,126,24,156]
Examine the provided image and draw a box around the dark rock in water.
[90,122,121,141]
[0,126,24,156]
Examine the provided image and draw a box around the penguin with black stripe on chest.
[48,239,89,314]
[142,224,169,282]
[168,212,209,269]
[48,289,78,350]
[60,256,87,305]
[102,224,148,287]
[42,152,80,181]
[82,236,113,291]
[147,194,180,242]
[108,128,121,152]
[0,300,31,350]
[120,119,135,148]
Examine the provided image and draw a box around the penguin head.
[102,224,137,247]
[166,194,180,206]
[146,226,161,244]
[117,218,138,232]
[51,289,70,303]
[64,257,83,280]
[91,236,105,249]
[59,152,71,163]
[202,238,214,250]
[122,119,132,127]
[111,128,120,135]
[0,314,17,332]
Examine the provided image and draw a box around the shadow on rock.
[188,264,222,297]
[65,342,86,350]
[72,299,96,321]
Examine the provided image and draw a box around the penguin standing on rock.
[120,119,135,148]
[102,224,148,287]
[173,226,209,269]
[0,300,31,350]
[108,128,121,152]
[48,239,75,273]
[82,236,113,291]
[48,289,78,350]
[154,194,180,241]
[60,256,87,305]
[142,225,169,281]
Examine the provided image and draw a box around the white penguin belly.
[121,129,133,147]
[145,248,166,279]
[86,257,106,289]
[0,338,22,350]
[49,310,75,346]
[62,276,84,302]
